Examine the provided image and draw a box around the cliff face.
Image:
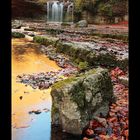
[12,0,46,18]
[74,0,128,23]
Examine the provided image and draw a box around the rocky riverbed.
[12,20,128,140]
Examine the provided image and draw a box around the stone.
[29,109,42,115]
[76,20,88,27]
[51,68,113,135]
[55,41,128,70]
[33,35,59,46]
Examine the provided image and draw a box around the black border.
[0,0,139,140]
[0,0,11,139]
[129,0,140,139]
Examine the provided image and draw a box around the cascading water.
[59,3,64,22]
[47,1,73,23]
[52,1,59,22]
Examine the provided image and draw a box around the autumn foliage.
[82,67,128,140]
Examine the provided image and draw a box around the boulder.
[76,20,88,27]
[51,68,114,135]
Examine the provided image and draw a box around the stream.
[12,38,61,140]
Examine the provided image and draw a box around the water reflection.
[12,38,61,140]
[12,38,80,140]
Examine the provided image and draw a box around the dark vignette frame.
[0,0,11,139]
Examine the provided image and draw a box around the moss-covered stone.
[33,35,59,46]
[52,76,78,90]
[12,32,25,38]
[33,36,127,71]
[51,68,114,134]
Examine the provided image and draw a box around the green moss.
[56,42,75,54]
[52,68,102,90]
[12,32,25,38]
[73,58,82,65]
[52,76,78,90]
[78,61,89,71]
[33,36,46,44]
[70,82,85,109]
[33,36,58,46]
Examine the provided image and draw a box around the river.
[12,38,61,140]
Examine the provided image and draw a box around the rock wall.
[74,0,128,24]
[12,0,46,18]
[51,68,113,134]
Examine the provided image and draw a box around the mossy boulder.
[12,32,25,38]
[51,68,114,135]
[33,35,59,46]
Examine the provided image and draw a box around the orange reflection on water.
[12,38,61,128]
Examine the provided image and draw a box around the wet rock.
[19,96,23,100]
[51,68,113,135]
[29,109,42,115]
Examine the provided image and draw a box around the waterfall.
[59,3,63,22]
[47,1,73,23]
[52,1,59,22]
[47,2,50,21]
